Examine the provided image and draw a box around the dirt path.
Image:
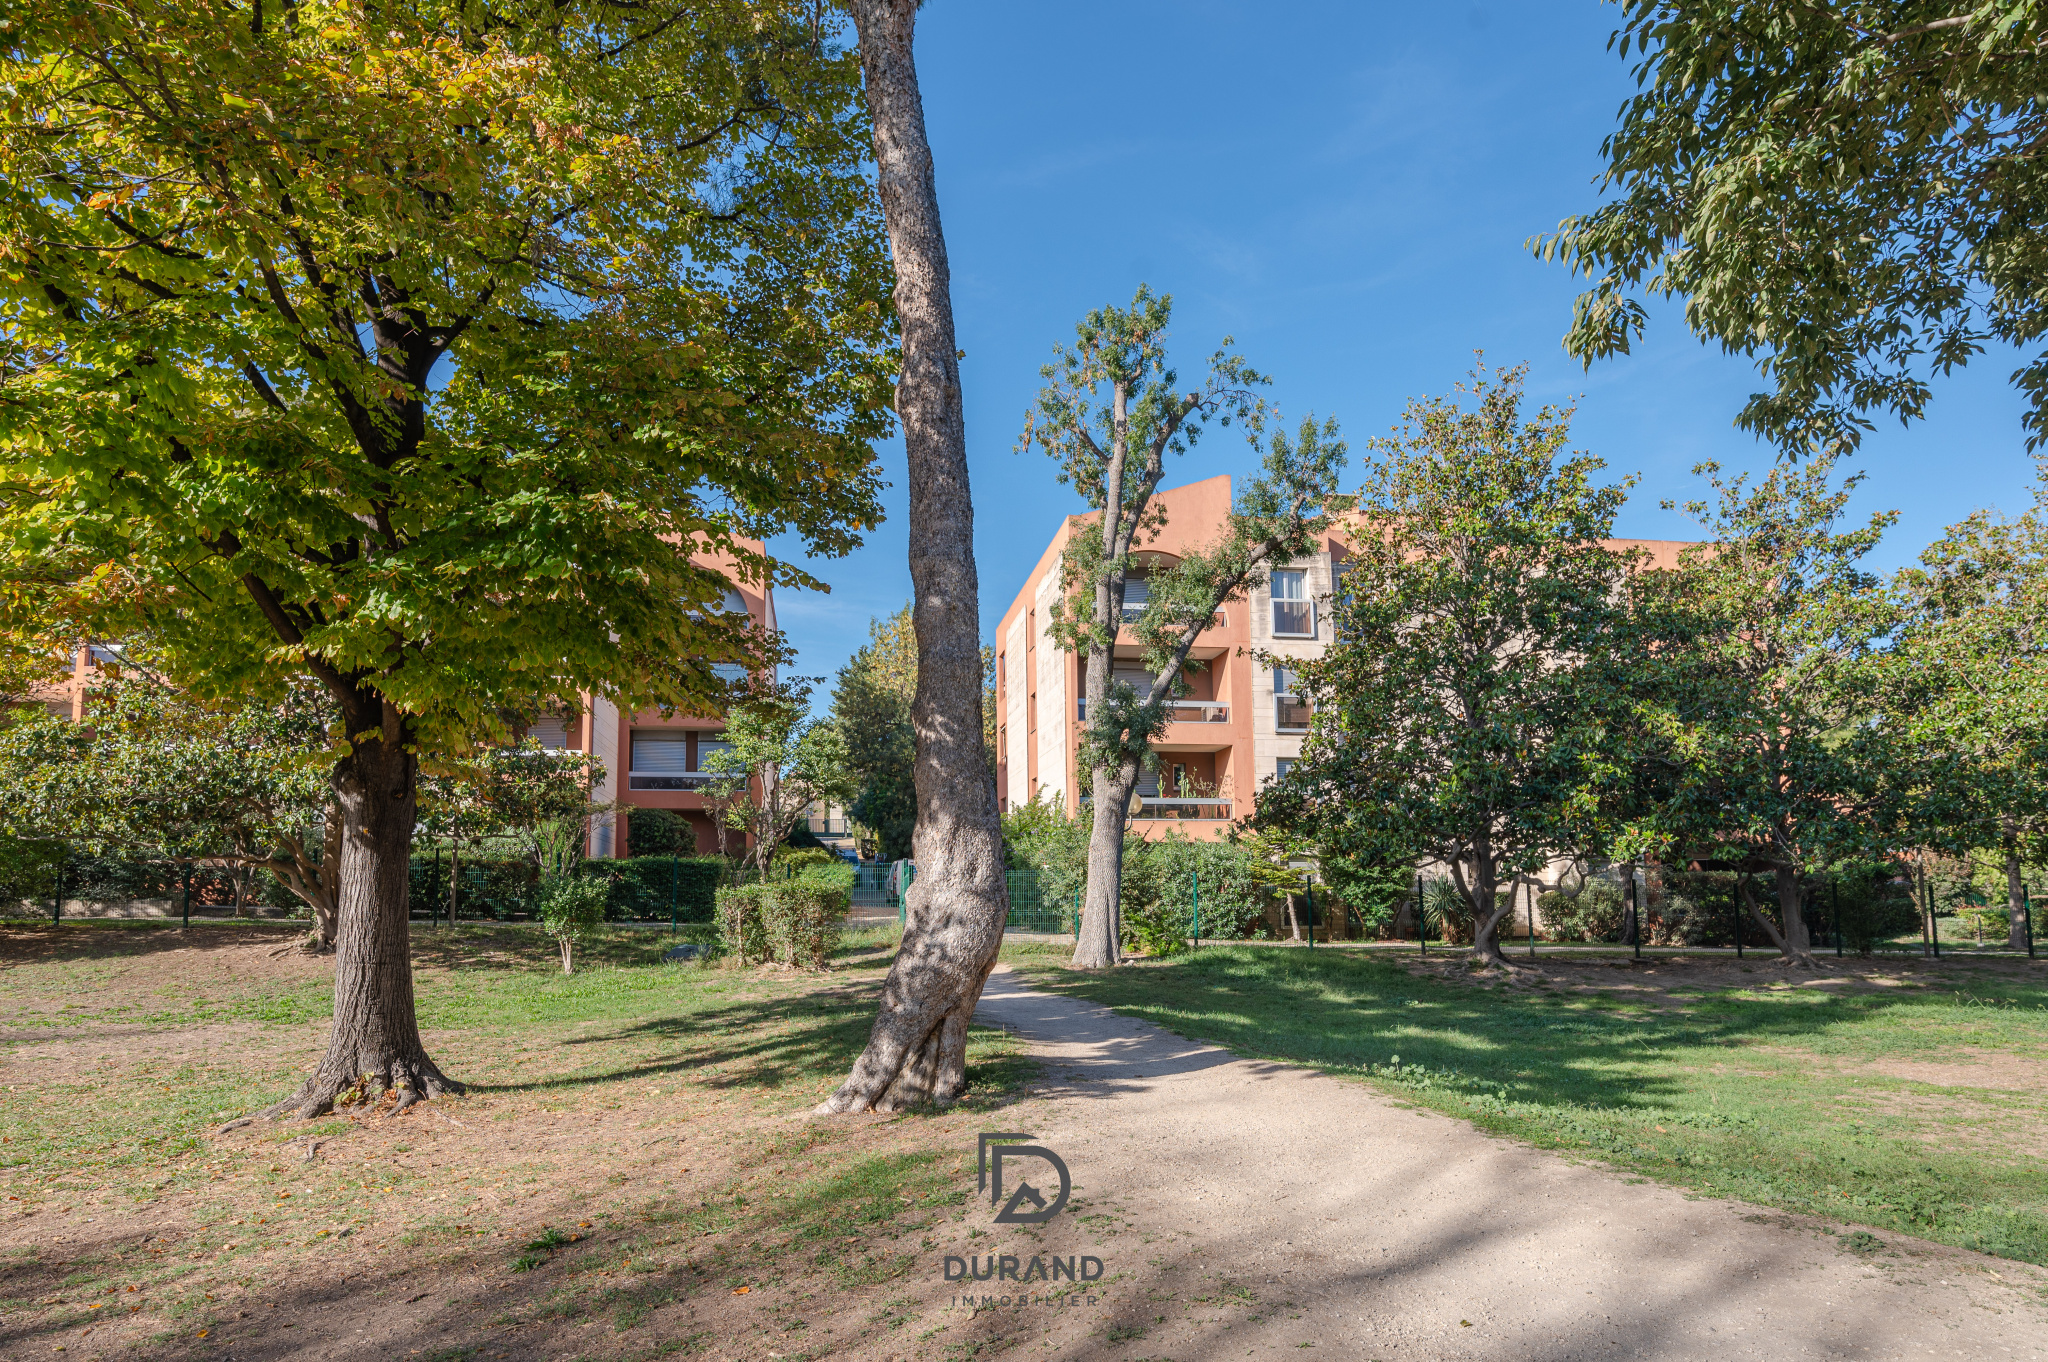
[970,964,2048,1361]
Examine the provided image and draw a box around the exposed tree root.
[263,1054,464,1121]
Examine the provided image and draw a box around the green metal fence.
[848,862,1076,937]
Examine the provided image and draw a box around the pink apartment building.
[995,475,1690,843]
[534,539,774,859]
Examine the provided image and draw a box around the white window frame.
[1271,569,1315,638]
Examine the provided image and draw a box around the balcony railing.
[1079,698,1229,723]
[1276,697,1313,732]
[1134,797,1232,820]
[627,771,720,791]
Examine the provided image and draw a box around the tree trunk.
[267,707,462,1119]
[561,938,574,975]
[2004,833,2029,951]
[1738,866,1815,966]
[1451,843,1516,967]
[1284,892,1302,942]
[818,0,1009,1114]
[1074,761,1138,967]
[313,813,343,947]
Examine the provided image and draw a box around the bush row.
[407,854,726,922]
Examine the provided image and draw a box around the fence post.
[1416,872,1426,956]
[49,848,65,926]
[1921,865,1932,957]
[1833,879,1842,956]
[1306,878,1315,950]
[1191,869,1199,950]
[2025,884,2035,960]
[1930,885,1942,958]
[181,861,191,929]
[1733,885,1742,960]
[1526,878,1535,958]
[1630,873,1641,961]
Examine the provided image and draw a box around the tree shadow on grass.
[1007,945,2048,1117]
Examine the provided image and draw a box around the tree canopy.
[1541,2,2048,453]
[1260,362,1635,966]
[0,0,895,1117]
[832,604,919,860]
[1018,285,1351,968]
[0,0,893,739]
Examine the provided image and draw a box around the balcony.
[1276,697,1313,732]
[627,771,721,792]
[1133,797,1232,821]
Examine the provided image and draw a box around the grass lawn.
[1003,939,2048,1265]
[0,919,1031,1360]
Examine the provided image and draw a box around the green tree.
[0,0,892,1117]
[418,735,603,926]
[832,605,919,860]
[537,874,609,976]
[1619,457,1899,965]
[1883,469,2048,948]
[1541,2,2048,453]
[0,675,340,933]
[1260,363,1636,968]
[1020,286,1352,968]
[702,678,858,874]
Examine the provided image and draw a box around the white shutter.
[528,716,570,750]
[1136,768,1161,798]
[631,731,691,774]
[693,739,734,772]
[1112,668,1156,696]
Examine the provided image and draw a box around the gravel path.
[967,964,2048,1361]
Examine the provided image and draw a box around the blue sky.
[767,0,2040,697]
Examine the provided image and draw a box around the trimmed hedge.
[408,856,537,921]
[405,854,725,922]
[583,856,725,923]
[718,863,852,968]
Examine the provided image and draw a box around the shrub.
[536,875,610,974]
[716,882,773,964]
[582,856,724,922]
[622,807,691,857]
[408,854,536,920]
[772,847,842,873]
[1537,883,1625,942]
[761,863,853,968]
[1829,862,1920,955]
[718,866,852,969]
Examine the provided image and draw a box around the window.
[694,738,734,772]
[1271,569,1314,637]
[629,731,691,790]
[1121,575,1149,622]
[527,716,571,750]
[710,662,747,685]
[720,587,747,614]
[1274,757,1294,780]
[1274,665,1312,732]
